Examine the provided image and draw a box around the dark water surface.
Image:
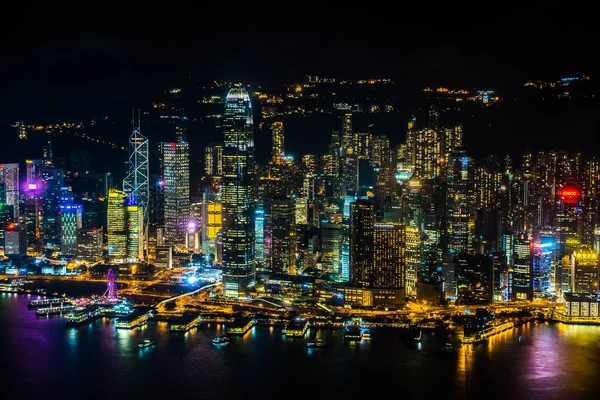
[2,292,600,400]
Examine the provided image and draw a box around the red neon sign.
[559,186,580,204]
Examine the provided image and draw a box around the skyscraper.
[512,233,533,300]
[107,189,127,262]
[446,149,474,254]
[373,222,405,288]
[0,163,19,220]
[271,121,285,163]
[59,189,83,257]
[123,114,149,253]
[221,87,256,297]
[350,199,374,286]
[270,197,295,275]
[160,142,190,246]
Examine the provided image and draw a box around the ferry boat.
[284,317,309,337]
[362,327,371,340]
[115,308,151,329]
[137,339,157,349]
[414,329,422,342]
[306,340,326,348]
[212,335,231,344]
[170,312,202,332]
[344,319,364,341]
[227,316,256,335]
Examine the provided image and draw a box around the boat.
[414,329,422,342]
[344,320,364,342]
[137,339,157,349]
[306,340,326,348]
[362,327,371,340]
[441,343,456,353]
[212,335,231,344]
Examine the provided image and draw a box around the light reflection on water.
[3,295,600,399]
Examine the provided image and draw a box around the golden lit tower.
[221,87,256,297]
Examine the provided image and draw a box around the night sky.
[0,4,596,123]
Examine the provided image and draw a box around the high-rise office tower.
[270,197,295,275]
[319,222,342,274]
[350,199,374,286]
[107,189,127,262]
[405,222,421,295]
[126,202,144,262]
[123,113,149,252]
[446,149,474,254]
[571,246,599,295]
[204,143,223,177]
[340,110,358,195]
[26,159,42,185]
[201,188,222,263]
[271,121,285,164]
[512,233,533,300]
[373,222,405,288]
[107,188,144,263]
[77,228,103,261]
[160,141,190,246]
[255,208,265,268]
[42,179,61,247]
[59,189,83,257]
[23,183,43,252]
[302,154,317,176]
[221,87,256,297]
[0,163,19,220]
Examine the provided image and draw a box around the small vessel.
[362,327,371,340]
[441,343,456,353]
[414,329,422,342]
[137,339,157,349]
[306,340,326,348]
[212,335,231,344]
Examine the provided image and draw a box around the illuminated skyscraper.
[405,222,421,295]
[0,163,19,220]
[512,233,533,300]
[255,208,265,267]
[270,197,295,274]
[160,141,190,246]
[59,189,83,257]
[123,113,149,251]
[77,228,103,261]
[126,202,143,262]
[446,149,474,254]
[271,121,285,164]
[319,223,342,274]
[107,189,127,262]
[26,159,42,185]
[204,143,223,177]
[571,246,599,295]
[199,189,222,264]
[373,222,405,288]
[340,110,358,195]
[221,87,256,297]
[302,154,317,176]
[350,199,374,286]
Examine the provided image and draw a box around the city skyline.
[2,17,600,399]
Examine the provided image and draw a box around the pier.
[36,305,77,316]
[170,312,202,332]
[28,298,71,309]
[284,317,309,337]
[65,306,103,325]
[115,308,152,329]
[227,316,256,335]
